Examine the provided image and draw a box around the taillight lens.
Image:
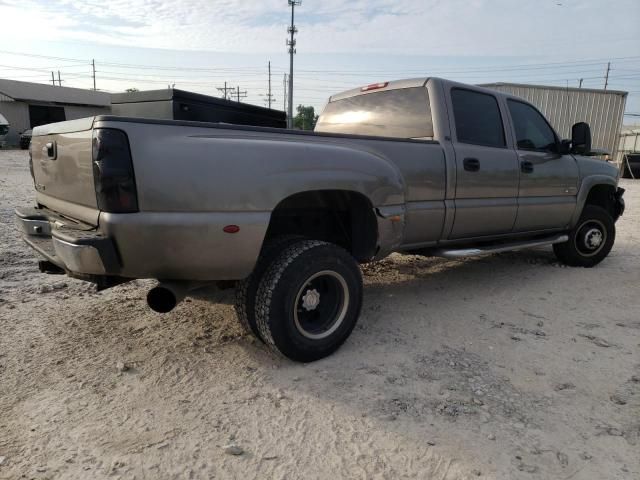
[92,128,138,213]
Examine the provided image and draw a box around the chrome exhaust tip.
[147,282,188,313]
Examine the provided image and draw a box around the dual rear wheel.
[235,206,616,361]
[234,239,363,362]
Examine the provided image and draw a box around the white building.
[0,79,111,147]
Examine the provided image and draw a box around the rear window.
[315,87,433,139]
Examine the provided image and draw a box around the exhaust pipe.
[147,282,192,313]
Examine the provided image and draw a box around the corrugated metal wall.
[483,84,627,157]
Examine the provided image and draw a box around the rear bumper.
[16,207,120,275]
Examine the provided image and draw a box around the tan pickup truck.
[16,77,625,362]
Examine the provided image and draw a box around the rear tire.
[255,240,363,362]
[234,235,303,342]
[553,205,615,267]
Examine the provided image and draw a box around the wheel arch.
[263,189,381,262]
[571,176,618,227]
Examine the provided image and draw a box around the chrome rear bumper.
[15,207,120,276]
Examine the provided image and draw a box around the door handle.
[463,157,480,172]
[521,161,534,173]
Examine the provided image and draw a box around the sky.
[0,0,639,121]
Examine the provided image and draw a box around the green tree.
[294,105,318,130]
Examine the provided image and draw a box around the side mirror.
[571,122,591,155]
[558,139,572,155]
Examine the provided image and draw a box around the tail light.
[92,128,138,213]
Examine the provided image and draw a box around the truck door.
[448,87,520,239]
[505,99,579,232]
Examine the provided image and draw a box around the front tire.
[553,205,615,267]
[255,240,363,362]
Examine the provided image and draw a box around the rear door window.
[507,100,557,151]
[451,88,505,148]
[315,87,433,139]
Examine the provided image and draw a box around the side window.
[451,88,505,148]
[507,100,557,151]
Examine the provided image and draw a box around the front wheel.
[255,240,363,362]
[553,205,615,267]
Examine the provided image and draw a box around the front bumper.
[614,187,625,221]
[15,207,120,276]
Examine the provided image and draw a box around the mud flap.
[374,206,405,260]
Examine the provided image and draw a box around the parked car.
[621,153,640,179]
[19,129,32,150]
[0,113,9,148]
[16,77,625,362]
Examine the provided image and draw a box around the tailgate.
[31,117,98,224]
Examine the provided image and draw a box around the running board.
[431,234,569,258]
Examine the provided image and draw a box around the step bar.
[431,234,569,258]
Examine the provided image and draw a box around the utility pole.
[579,78,583,88]
[268,61,272,109]
[604,62,610,90]
[287,0,301,128]
[51,71,55,86]
[283,74,288,112]
[234,85,247,102]
[92,59,96,90]
[217,82,233,100]
[57,70,62,86]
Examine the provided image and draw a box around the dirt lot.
[0,149,638,480]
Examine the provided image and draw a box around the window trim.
[450,87,507,149]
[507,98,559,153]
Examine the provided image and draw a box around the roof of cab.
[329,77,429,102]
[326,77,526,103]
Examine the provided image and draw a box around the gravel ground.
[0,149,639,480]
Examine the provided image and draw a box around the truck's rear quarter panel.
[22,115,446,281]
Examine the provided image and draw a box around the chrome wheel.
[574,219,607,257]
[293,270,349,340]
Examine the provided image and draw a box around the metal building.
[0,79,111,147]
[482,82,627,157]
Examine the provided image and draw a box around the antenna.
[604,62,611,90]
[287,0,301,128]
